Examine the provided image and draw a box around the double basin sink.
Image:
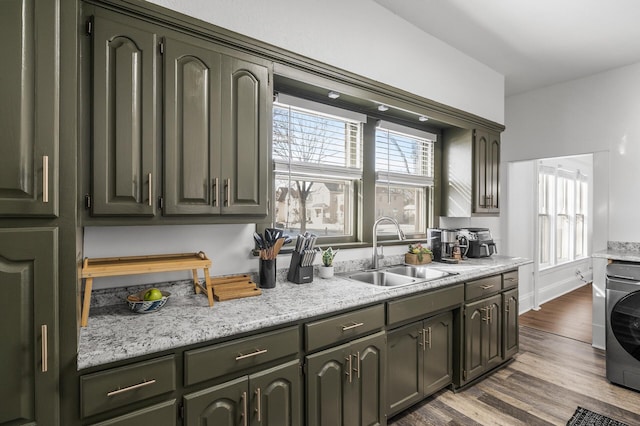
[347,264,455,287]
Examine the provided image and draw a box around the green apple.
[143,288,163,301]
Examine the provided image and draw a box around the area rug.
[567,406,629,426]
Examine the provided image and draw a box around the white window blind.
[375,124,435,186]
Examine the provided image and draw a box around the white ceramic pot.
[318,265,334,278]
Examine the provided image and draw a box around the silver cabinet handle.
[148,173,152,206]
[353,352,360,379]
[42,156,49,203]
[41,324,48,372]
[235,348,268,361]
[342,322,364,331]
[241,391,248,426]
[481,307,488,322]
[345,355,352,383]
[255,387,262,422]
[212,177,218,207]
[107,379,156,397]
[419,328,426,351]
[225,178,231,206]
[426,326,432,349]
[488,306,493,323]
[480,284,494,290]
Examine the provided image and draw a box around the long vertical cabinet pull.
[41,324,48,372]
[255,387,262,422]
[42,156,49,203]
[224,178,231,206]
[426,327,432,349]
[148,173,152,206]
[345,356,352,383]
[353,352,361,379]
[241,391,248,426]
[212,178,218,207]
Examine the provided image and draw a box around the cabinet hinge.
[84,194,91,210]
[86,17,93,36]
[159,38,165,54]
[179,404,184,419]
[158,196,164,210]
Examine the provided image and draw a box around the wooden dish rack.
[81,252,213,327]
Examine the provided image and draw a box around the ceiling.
[374,0,640,96]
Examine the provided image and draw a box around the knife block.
[287,251,313,284]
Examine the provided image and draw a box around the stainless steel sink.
[384,265,451,280]
[348,270,416,287]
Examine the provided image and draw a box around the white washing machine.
[606,262,640,391]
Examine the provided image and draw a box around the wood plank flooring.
[519,283,593,344]
[389,284,640,425]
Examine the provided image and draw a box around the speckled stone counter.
[592,247,640,262]
[77,255,531,370]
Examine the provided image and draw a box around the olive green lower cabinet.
[463,294,503,384]
[88,400,176,426]
[503,288,519,360]
[183,359,302,426]
[306,331,386,426]
[386,311,453,416]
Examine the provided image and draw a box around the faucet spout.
[372,216,406,269]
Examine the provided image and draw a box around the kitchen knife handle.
[41,324,48,372]
[42,156,49,203]
[342,322,364,331]
[212,178,218,207]
[255,387,262,422]
[148,173,152,206]
[235,348,268,361]
[107,379,156,397]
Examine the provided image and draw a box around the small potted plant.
[318,247,339,278]
[405,243,432,265]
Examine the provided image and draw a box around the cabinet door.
[183,376,247,426]
[473,129,490,213]
[349,331,386,426]
[91,11,159,216]
[0,0,58,217]
[249,360,302,426]
[386,322,422,416]
[220,55,270,215]
[0,228,58,425]
[485,294,503,369]
[423,312,453,396]
[503,289,519,359]
[488,133,500,211]
[88,400,176,426]
[306,341,351,426]
[163,33,222,215]
[463,298,486,383]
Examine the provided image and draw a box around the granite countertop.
[77,255,531,370]
[592,246,640,262]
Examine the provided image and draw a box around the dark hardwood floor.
[519,283,593,344]
[389,284,640,426]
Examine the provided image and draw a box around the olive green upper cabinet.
[473,130,500,214]
[163,32,222,215]
[220,55,271,215]
[0,228,58,425]
[442,128,500,216]
[164,33,271,216]
[90,10,160,216]
[0,0,59,217]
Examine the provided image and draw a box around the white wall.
[146,0,504,124]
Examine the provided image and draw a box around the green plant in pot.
[319,247,338,278]
[406,243,432,264]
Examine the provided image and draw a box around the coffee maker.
[426,228,442,261]
[441,229,461,262]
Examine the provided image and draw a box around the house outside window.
[538,163,588,268]
[272,96,363,242]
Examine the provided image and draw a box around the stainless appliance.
[426,228,442,261]
[459,228,497,258]
[441,229,461,261]
[606,262,640,392]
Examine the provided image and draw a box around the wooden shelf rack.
[81,252,213,327]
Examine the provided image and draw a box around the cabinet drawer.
[387,284,463,326]
[80,355,176,418]
[503,270,518,290]
[89,399,177,426]
[465,275,501,301]
[184,326,299,386]
[305,304,384,352]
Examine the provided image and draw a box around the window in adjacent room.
[272,95,364,243]
[537,162,588,268]
[375,122,435,238]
